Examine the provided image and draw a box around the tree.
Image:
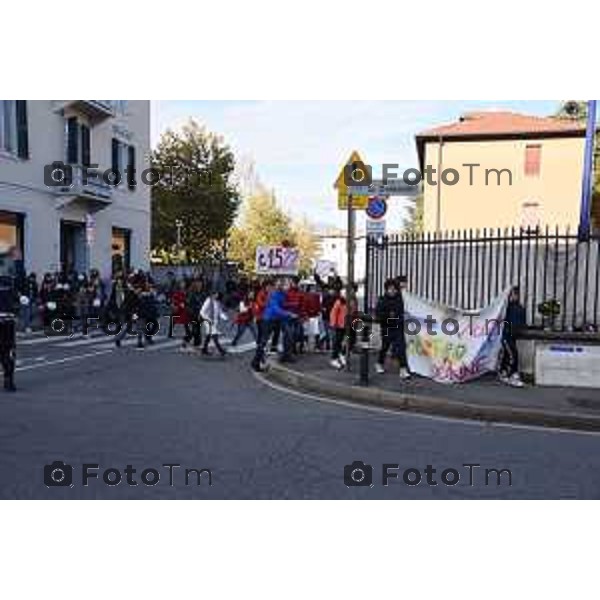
[556,100,589,120]
[402,192,424,233]
[151,120,241,263]
[228,187,293,272]
[290,217,319,276]
[228,187,319,275]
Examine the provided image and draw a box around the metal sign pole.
[346,192,356,371]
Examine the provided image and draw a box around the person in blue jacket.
[253,279,297,368]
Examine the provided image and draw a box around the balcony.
[52,165,113,211]
[54,100,115,124]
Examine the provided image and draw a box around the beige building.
[415,111,598,233]
[0,100,151,277]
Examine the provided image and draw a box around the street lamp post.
[175,219,183,278]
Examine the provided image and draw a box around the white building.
[0,100,151,277]
[316,228,367,282]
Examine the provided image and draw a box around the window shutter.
[525,145,541,177]
[67,117,79,164]
[81,124,91,167]
[15,100,29,159]
[111,138,120,184]
[127,145,136,190]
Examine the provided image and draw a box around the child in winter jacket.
[232,292,257,346]
[329,292,348,370]
[200,291,229,357]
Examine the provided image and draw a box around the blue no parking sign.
[366,196,387,220]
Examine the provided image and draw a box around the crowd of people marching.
[11,266,526,386]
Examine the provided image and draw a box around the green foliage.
[151,120,241,262]
[291,217,319,276]
[556,101,589,120]
[538,299,561,317]
[556,101,600,228]
[403,192,424,233]
[228,188,319,274]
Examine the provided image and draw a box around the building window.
[524,144,541,177]
[520,201,541,233]
[65,117,91,166]
[112,138,135,189]
[0,100,17,153]
[0,101,28,159]
[112,227,131,274]
[0,211,25,260]
[115,100,128,116]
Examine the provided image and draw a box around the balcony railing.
[54,100,115,123]
[53,164,113,204]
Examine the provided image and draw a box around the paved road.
[1,327,600,498]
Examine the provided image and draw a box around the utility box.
[535,343,600,388]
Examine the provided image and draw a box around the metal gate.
[365,227,600,332]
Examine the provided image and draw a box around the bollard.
[358,324,370,386]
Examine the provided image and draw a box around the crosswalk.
[18,330,257,355]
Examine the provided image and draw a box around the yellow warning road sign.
[335,150,369,210]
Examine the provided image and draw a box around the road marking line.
[253,372,600,437]
[227,341,256,354]
[88,336,181,352]
[20,336,64,346]
[140,339,182,352]
[15,349,114,371]
[15,356,47,367]
[55,335,119,348]
[20,332,105,346]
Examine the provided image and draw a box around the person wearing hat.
[375,277,410,380]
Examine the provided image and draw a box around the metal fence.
[365,227,600,332]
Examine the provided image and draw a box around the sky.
[152,100,561,232]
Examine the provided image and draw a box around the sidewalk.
[264,352,600,431]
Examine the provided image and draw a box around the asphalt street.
[1,324,600,499]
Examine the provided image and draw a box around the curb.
[264,362,600,432]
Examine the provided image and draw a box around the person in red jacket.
[329,291,348,370]
[251,279,274,371]
[171,281,193,352]
[231,291,257,346]
[285,277,305,354]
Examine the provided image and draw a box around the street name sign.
[369,178,420,197]
[366,219,386,238]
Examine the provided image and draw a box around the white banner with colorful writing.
[403,289,510,384]
[255,246,299,275]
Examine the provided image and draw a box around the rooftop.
[416,111,587,139]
